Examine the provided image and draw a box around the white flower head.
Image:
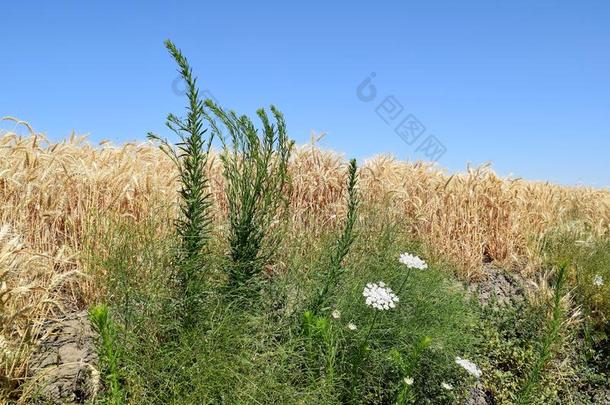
[399,253,428,270]
[363,282,399,310]
[403,377,414,386]
[594,275,604,287]
[455,357,482,379]
[441,382,453,391]
[347,323,358,331]
[331,310,341,320]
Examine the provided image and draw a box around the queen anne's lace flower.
[441,382,453,391]
[399,253,428,270]
[331,310,341,320]
[363,282,399,310]
[403,377,414,386]
[594,275,604,287]
[347,323,358,331]
[455,357,482,379]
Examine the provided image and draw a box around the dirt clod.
[27,311,100,404]
[468,265,527,308]
[463,385,494,405]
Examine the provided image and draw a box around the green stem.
[397,268,413,297]
[351,310,380,402]
[517,264,567,404]
[363,310,380,346]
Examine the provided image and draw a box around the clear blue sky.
[2,1,609,186]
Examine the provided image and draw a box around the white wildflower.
[403,377,414,386]
[455,357,482,379]
[399,253,428,270]
[441,382,453,391]
[594,275,604,287]
[331,310,341,320]
[347,323,358,331]
[363,282,399,310]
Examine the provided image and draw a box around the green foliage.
[90,304,124,405]
[472,273,608,404]
[148,40,214,325]
[310,159,359,314]
[517,264,568,404]
[474,303,541,403]
[541,228,610,374]
[335,242,477,403]
[204,99,293,290]
[82,206,478,404]
[83,211,179,332]
[294,217,478,404]
[541,228,610,327]
[536,229,610,401]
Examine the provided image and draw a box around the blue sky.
[2,1,609,186]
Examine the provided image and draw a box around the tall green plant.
[310,159,359,314]
[517,264,568,404]
[204,101,293,289]
[90,304,124,405]
[148,40,214,323]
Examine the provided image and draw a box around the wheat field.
[1,117,610,390]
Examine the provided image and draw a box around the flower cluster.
[399,253,428,270]
[594,275,604,287]
[455,357,482,379]
[363,282,399,310]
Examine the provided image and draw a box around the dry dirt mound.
[467,265,528,308]
[463,385,494,405]
[27,311,100,404]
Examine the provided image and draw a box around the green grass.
[537,228,610,401]
[83,207,482,404]
[83,210,610,404]
[542,230,610,328]
[517,265,568,404]
[468,229,610,405]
